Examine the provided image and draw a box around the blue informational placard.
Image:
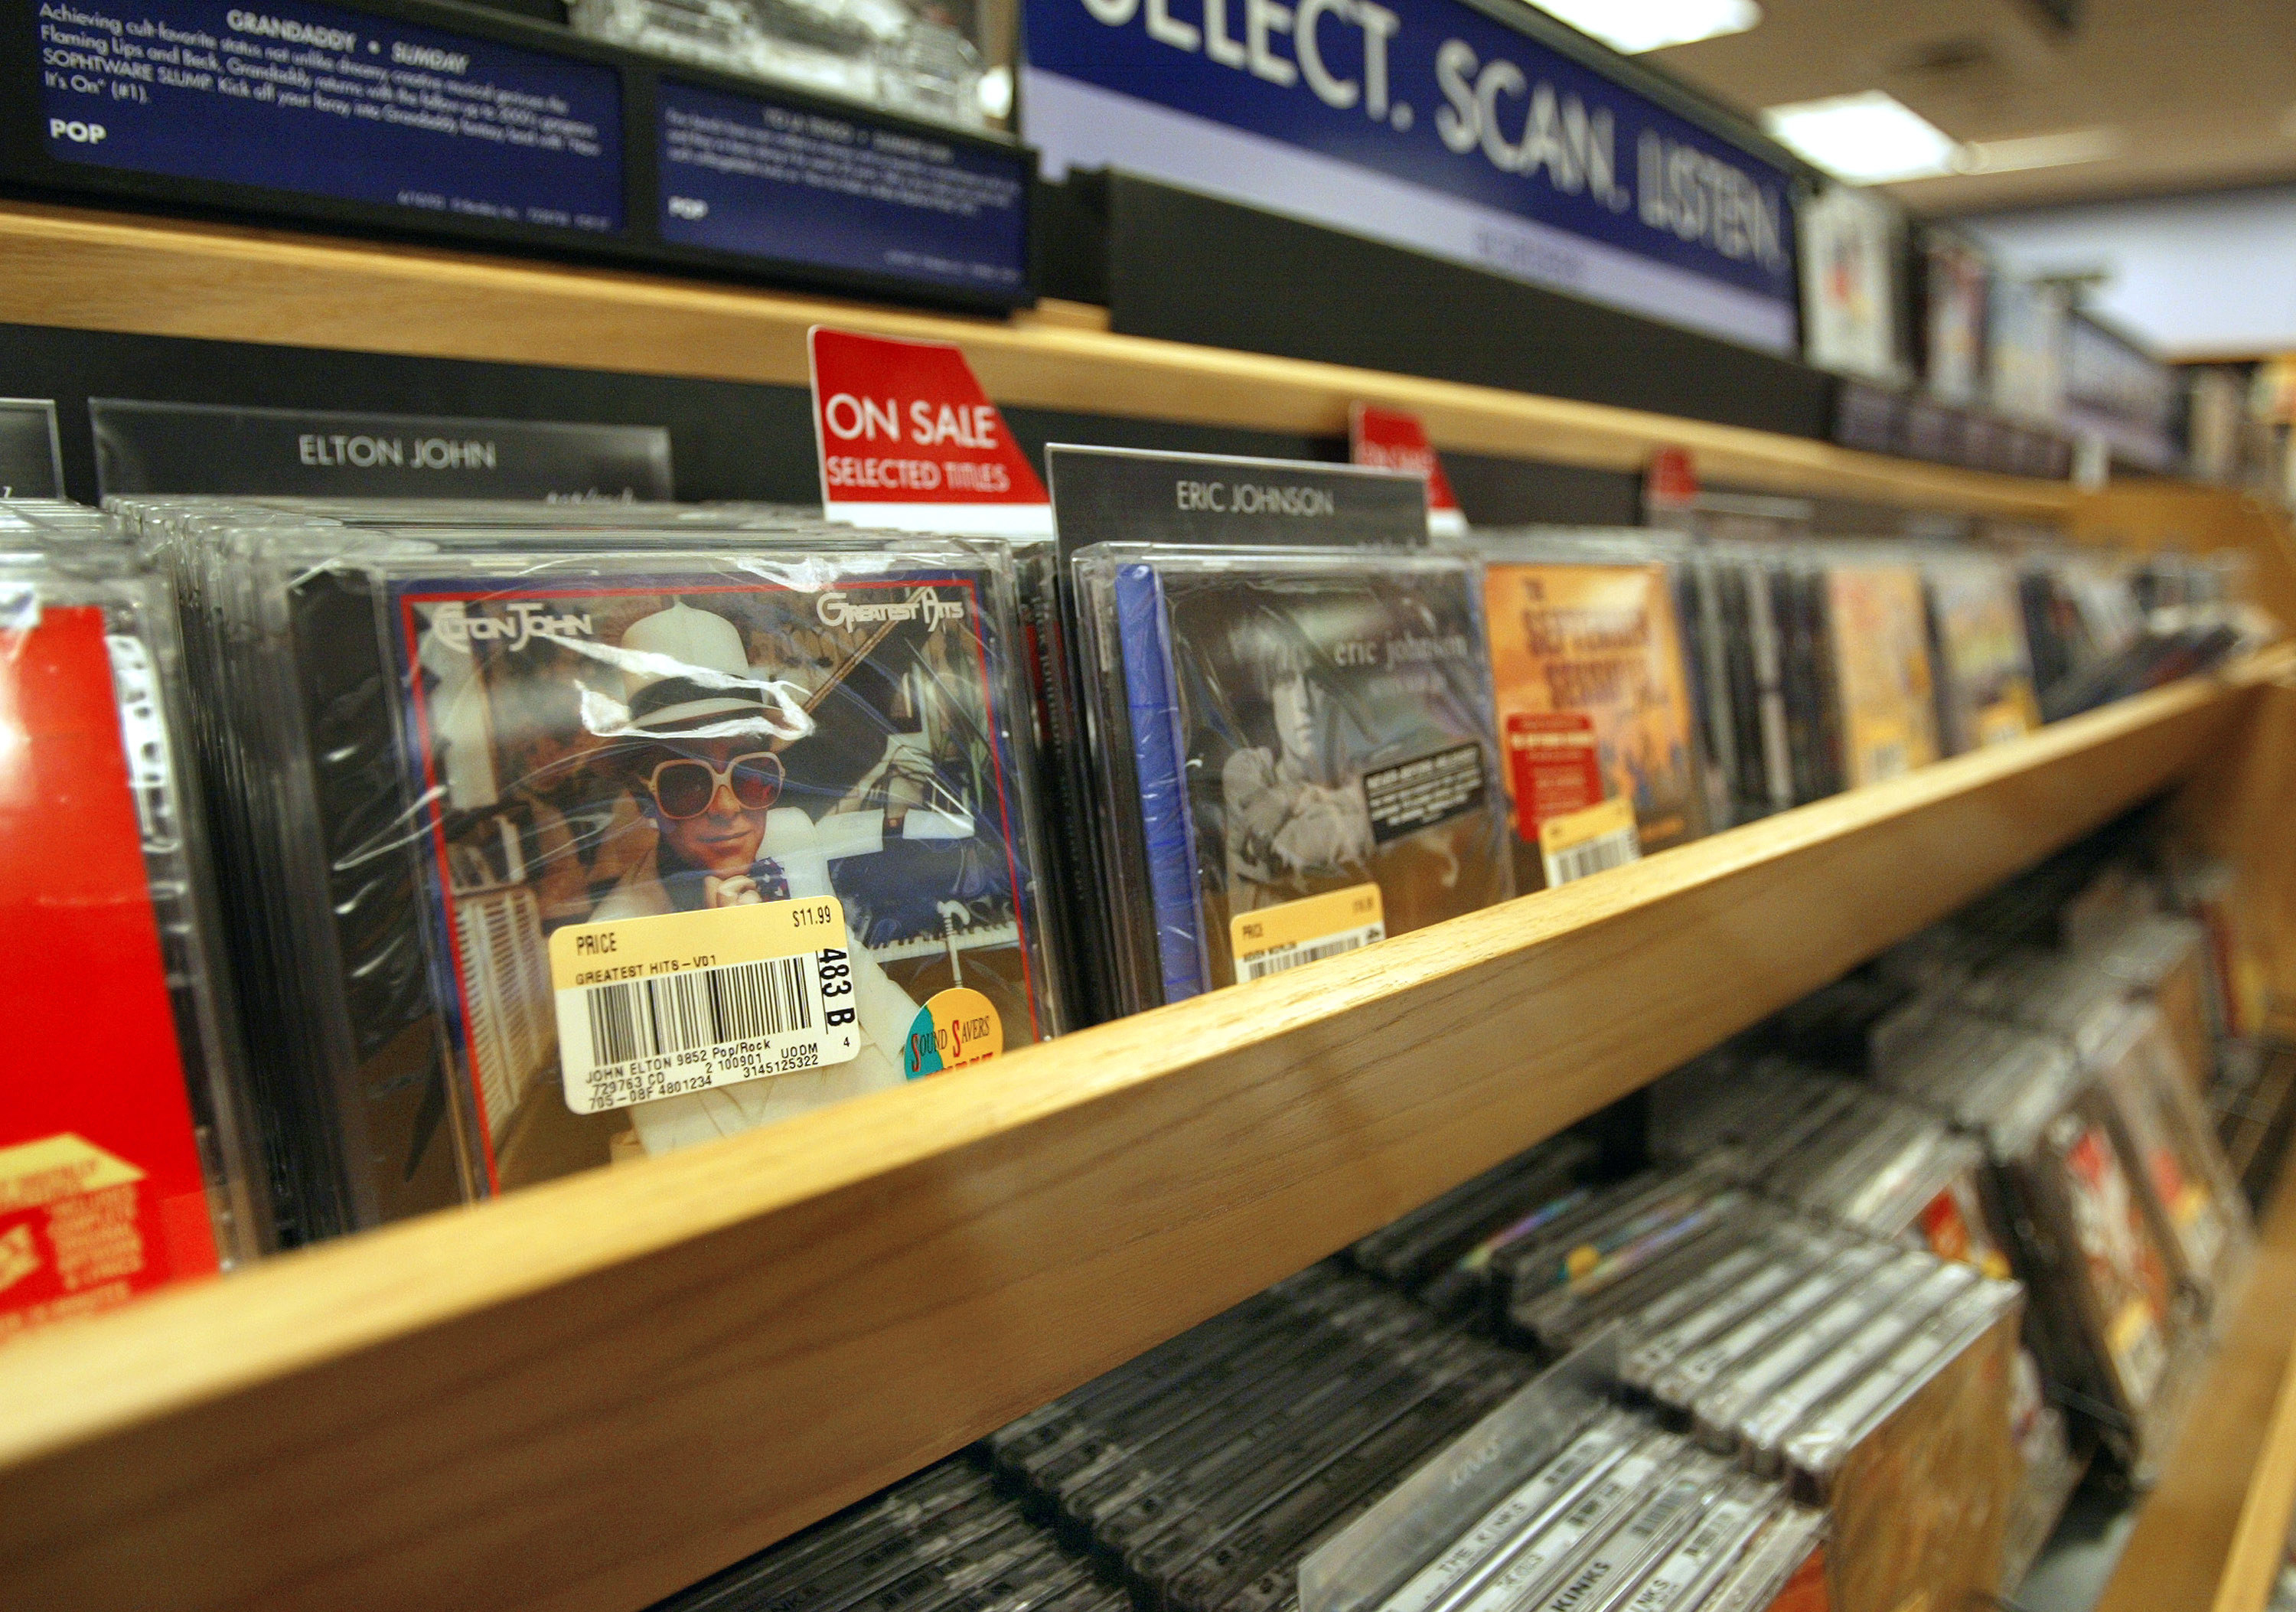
[657,80,1028,295]
[1022,0,1798,351]
[35,0,622,232]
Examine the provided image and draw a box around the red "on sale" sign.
[1349,403,1464,535]
[808,327,1052,536]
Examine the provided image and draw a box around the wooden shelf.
[0,652,2283,1612]
[0,199,2081,517]
[2095,1125,2296,1612]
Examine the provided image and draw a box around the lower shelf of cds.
[0,648,2287,1612]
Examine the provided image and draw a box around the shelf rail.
[0,200,2079,517]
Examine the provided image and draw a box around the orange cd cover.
[1483,561,1704,891]
[1824,567,1941,788]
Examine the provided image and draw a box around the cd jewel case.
[390,556,1057,1187]
[0,525,269,1335]
[1473,537,1707,892]
[117,503,1065,1236]
[1073,546,1512,1013]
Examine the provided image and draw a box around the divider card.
[90,400,673,498]
[0,401,64,498]
[1045,445,1430,559]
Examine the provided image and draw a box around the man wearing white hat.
[589,601,967,1154]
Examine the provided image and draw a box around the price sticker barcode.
[1230,884,1385,985]
[1861,740,1911,783]
[547,897,860,1114]
[1978,700,2030,748]
[580,956,815,1065]
[2108,1296,2166,1408]
[1538,796,1642,889]
[1848,713,1917,786]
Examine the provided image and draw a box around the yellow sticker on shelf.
[1229,883,1386,985]
[1538,796,1641,888]
[1978,700,2032,748]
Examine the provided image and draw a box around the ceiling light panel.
[1531,0,1763,56]
[1762,91,1962,184]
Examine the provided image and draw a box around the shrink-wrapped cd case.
[1474,537,1707,892]
[1821,564,1940,788]
[0,528,269,1331]
[1073,545,1511,1012]
[137,508,1065,1235]
[1922,556,2040,755]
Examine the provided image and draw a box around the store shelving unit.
[0,650,2285,1612]
[2,198,2294,1612]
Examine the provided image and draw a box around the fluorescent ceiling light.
[1763,91,1960,184]
[1954,128,2121,174]
[1531,0,1762,54]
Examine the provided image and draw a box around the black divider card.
[1045,445,1430,560]
[90,400,673,498]
[31,0,622,233]
[0,400,64,498]
[656,81,1027,299]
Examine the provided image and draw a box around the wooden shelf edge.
[2216,1303,2296,1612]
[2097,1140,2296,1612]
[0,198,2080,516]
[0,658,2278,1612]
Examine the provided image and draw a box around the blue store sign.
[1022,0,1799,351]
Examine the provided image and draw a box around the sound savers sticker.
[903,987,1003,1078]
